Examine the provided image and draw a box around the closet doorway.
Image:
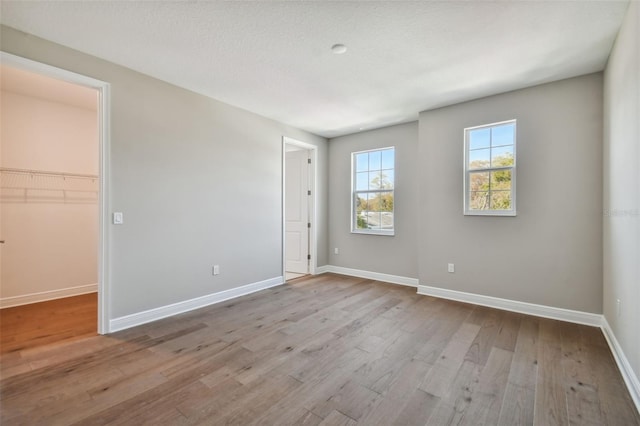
[283,137,317,282]
[0,53,110,349]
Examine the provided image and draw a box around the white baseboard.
[417,284,602,326]
[0,283,98,309]
[321,265,418,288]
[109,276,284,332]
[601,317,640,412]
[315,265,331,275]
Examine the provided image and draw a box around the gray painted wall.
[1,26,328,318]
[603,1,639,390]
[419,74,604,313]
[328,122,419,278]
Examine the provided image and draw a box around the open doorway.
[0,52,110,346]
[283,137,317,282]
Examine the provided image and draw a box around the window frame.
[351,146,395,236]
[464,120,517,216]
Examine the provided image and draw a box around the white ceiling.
[1,64,98,110]
[0,1,629,138]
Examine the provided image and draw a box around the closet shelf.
[0,167,98,180]
[0,167,98,204]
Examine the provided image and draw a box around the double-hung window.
[352,147,395,235]
[464,120,516,216]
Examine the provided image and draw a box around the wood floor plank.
[24,335,124,372]
[353,329,420,394]
[332,296,403,338]
[497,383,535,426]
[1,274,638,425]
[493,311,523,352]
[253,348,371,425]
[560,321,605,426]
[281,332,360,383]
[496,316,538,426]
[464,307,505,366]
[391,388,440,425]
[419,322,481,398]
[204,374,303,425]
[533,318,568,426]
[175,377,245,421]
[508,316,539,389]
[424,359,482,426]
[353,353,406,395]
[399,294,441,333]
[358,358,433,425]
[317,410,358,426]
[308,379,380,421]
[459,347,513,425]
[413,301,475,365]
[288,408,325,426]
[534,344,569,426]
[46,371,170,425]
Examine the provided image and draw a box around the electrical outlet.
[448,263,455,273]
[213,265,220,276]
[334,248,339,255]
[616,299,621,317]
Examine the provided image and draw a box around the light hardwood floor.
[0,292,97,355]
[1,274,638,425]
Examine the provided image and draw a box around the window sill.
[464,210,517,217]
[351,229,395,236]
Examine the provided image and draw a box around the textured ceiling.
[0,1,629,138]
[1,65,97,111]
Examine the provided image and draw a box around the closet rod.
[0,167,98,180]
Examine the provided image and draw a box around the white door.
[285,149,309,274]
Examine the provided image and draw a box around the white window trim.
[464,119,517,216]
[351,146,395,236]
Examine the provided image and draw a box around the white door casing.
[285,149,309,274]
[0,51,111,333]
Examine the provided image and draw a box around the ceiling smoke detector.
[331,44,347,54]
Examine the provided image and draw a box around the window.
[352,147,395,235]
[464,120,516,216]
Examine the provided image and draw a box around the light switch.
[113,212,124,225]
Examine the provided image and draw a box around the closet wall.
[0,67,98,307]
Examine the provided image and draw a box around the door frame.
[282,137,317,277]
[1,51,112,334]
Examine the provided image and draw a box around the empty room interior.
[0,1,639,425]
